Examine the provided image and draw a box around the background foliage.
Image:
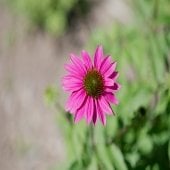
[31,0,169,169]
[7,0,89,36]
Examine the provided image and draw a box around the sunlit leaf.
[109,144,128,170]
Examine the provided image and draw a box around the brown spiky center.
[83,69,104,97]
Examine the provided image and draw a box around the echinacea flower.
[62,45,120,125]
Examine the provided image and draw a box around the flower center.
[83,69,104,97]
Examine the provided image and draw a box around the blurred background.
[0,0,170,170]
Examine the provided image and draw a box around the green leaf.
[45,10,66,36]
[87,156,98,170]
[44,85,58,106]
[109,144,128,170]
[125,152,140,168]
[149,34,165,83]
[68,160,82,170]
[137,134,153,155]
[95,143,114,170]
[168,140,170,162]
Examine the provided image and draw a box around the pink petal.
[65,92,77,112]
[70,92,87,113]
[74,107,85,123]
[105,88,113,93]
[97,99,106,125]
[62,76,82,85]
[94,45,103,69]
[70,54,86,74]
[103,62,117,77]
[105,92,119,105]
[100,55,112,73]
[104,78,114,87]
[74,95,88,123]
[98,96,113,115]
[63,74,83,81]
[65,89,86,112]
[86,97,94,124]
[84,96,90,123]
[82,50,92,69]
[113,82,121,90]
[109,71,119,80]
[65,63,84,77]
[62,82,83,92]
[92,100,98,125]
[105,82,121,93]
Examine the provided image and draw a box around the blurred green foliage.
[7,0,89,36]
[44,86,58,106]
[44,0,170,169]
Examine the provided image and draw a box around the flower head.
[62,45,121,125]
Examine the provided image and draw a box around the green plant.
[7,0,89,36]
[45,0,170,169]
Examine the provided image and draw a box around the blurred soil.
[0,0,131,170]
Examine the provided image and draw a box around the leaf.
[95,143,115,170]
[106,116,118,140]
[93,125,114,169]
[44,85,58,106]
[87,156,98,170]
[68,160,82,170]
[149,34,165,83]
[125,152,140,168]
[137,134,153,155]
[168,140,170,162]
[45,10,66,35]
[109,144,128,170]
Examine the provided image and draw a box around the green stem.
[90,125,106,169]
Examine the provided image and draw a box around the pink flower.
[62,45,121,125]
